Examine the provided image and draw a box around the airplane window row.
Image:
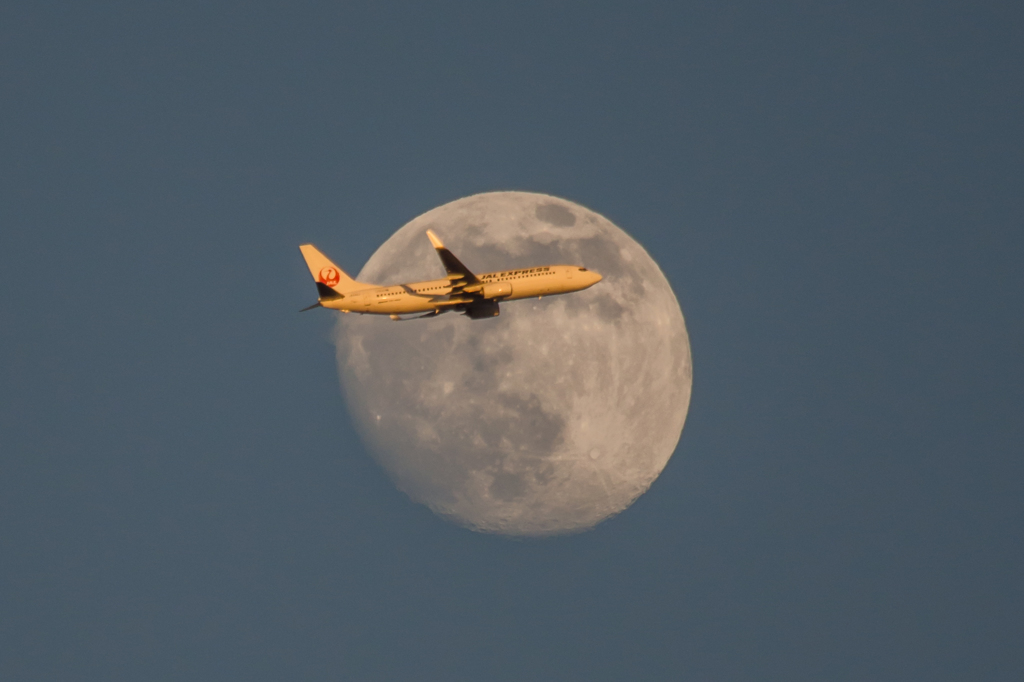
[375,268,555,297]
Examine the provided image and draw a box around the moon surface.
[334,192,692,536]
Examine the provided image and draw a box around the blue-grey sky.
[2,2,1021,680]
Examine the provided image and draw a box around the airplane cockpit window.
[579,267,588,271]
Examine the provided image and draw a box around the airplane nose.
[591,271,603,285]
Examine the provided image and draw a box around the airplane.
[298,230,602,320]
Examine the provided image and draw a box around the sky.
[1,1,1022,680]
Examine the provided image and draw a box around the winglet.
[424,230,481,284]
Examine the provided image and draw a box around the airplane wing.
[426,230,481,288]
[422,231,502,319]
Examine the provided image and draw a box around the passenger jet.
[299,230,602,319]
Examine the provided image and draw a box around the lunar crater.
[536,202,577,226]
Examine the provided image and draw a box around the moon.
[334,192,692,536]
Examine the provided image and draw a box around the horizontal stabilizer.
[316,282,343,300]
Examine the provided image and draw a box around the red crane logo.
[319,267,340,286]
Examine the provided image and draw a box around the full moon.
[335,192,692,535]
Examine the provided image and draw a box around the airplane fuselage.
[321,264,601,315]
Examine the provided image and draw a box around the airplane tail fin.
[299,244,366,300]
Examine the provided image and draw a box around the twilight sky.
[2,2,1021,680]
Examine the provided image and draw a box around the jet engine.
[465,300,500,319]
